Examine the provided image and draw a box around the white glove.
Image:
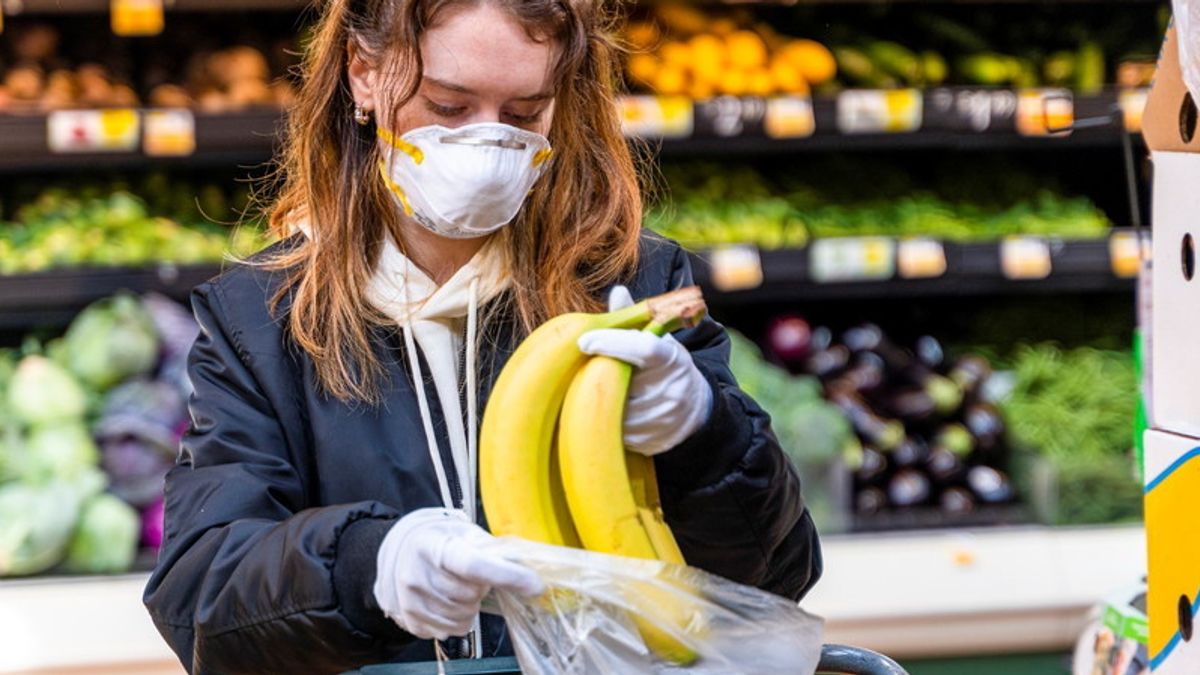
[576,286,713,456]
[373,508,544,641]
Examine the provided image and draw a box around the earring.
[354,105,373,126]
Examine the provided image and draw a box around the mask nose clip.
[439,135,528,151]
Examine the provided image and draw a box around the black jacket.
[143,233,822,674]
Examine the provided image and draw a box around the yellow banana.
[480,287,704,546]
[558,310,707,665]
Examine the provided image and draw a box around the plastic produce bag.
[483,538,823,675]
[1176,0,1200,105]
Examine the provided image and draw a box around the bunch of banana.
[480,286,708,664]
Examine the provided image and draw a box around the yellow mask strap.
[378,161,415,217]
[377,127,425,165]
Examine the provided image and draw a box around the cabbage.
[8,356,88,426]
[16,422,100,483]
[100,437,173,507]
[64,293,159,391]
[0,471,104,576]
[64,493,140,574]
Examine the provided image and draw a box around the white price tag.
[1109,231,1143,278]
[47,109,140,153]
[143,108,196,156]
[1016,89,1073,136]
[1120,88,1149,133]
[619,96,693,139]
[836,89,922,134]
[764,96,814,139]
[112,0,164,36]
[1001,237,1053,280]
[897,238,948,279]
[810,237,896,283]
[708,245,763,292]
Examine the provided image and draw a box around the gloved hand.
[373,508,544,641]
[577,285,713,456]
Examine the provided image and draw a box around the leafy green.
[64,294,160,392]
[7,356,88,427]
[64,493,140,574]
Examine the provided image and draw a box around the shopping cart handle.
[817,643,909,675]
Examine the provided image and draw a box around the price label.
[1120,88,1149,133]
[1109,231,1143,278]
[708,245,764,292]
[810,237,896,283]
[144,108,196,156]
[1016,89,1073,136]
[618,96,693,139]
[897,238,948,279]
[764,96,814,139]
[1001,236,1052,279]
[694,96,768,138]
[47,109,140,153]
[928,88,1018,133]
[112,0,164,36]
[836,89,922,134]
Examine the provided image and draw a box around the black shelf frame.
[687,233,1137,303]
[3,0,308,14]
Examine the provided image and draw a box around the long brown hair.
[261,0,642,404]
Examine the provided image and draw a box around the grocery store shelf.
[0,89,1141,172]
[0,264,220,329]
[2,0,307,14]
[0,524,1142,671]
[688,234,1138,303]
[0,110,282,174]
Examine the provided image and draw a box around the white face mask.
[377,122,553,240]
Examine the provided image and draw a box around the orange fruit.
[725,30,768,70]
[653,65,689,96]
[625,22,661,51]
[781,39,837,86]
[747,69,775,97]
[627,53,660,86]
[718,69,749,96]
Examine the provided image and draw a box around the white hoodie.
[363,234,511,523]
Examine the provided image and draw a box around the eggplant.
[828,352,887,397]
[855,446,889,485]
[888,469,932,508]
[891,436,931,468]
[935,423,975,458]
[766,315,814,365]
[926,446,966,483]
[940,487,976,515]
[829,390,905,451]
[844,324,916,375]
[856,487,888,515]
[805,344,851,380]
[963,402,1006,453]
[948,354,992,398]
[967,466,1015,504]
[915,335,945,371]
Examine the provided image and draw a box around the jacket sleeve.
[653,246,823,602]
[143,283,409,675]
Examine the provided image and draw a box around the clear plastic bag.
[482,538,824,675]
[1175,0,1200,104]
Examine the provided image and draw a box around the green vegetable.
[64,294,160,391]
[958,54,1015,86]
[1043,51,1077,86]
[8,356,88,427]
[18,422,100,484]
[1075,41,1106,95]
[0,472,104,576]
[64,493,140,574]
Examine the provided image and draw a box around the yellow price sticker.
[837,89,923,134]
[764,96,814,139]
[1000,237,1052,280]
[897,238,948,279]
[1016,89,1073,137]
[618,95,693,139]
[144,109,196,157]
[1108,231,1143,278]
[48,109,141,153]
[112,0,164,37]
[708,245,764,292]
[810,237,896,283]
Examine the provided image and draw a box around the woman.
[143,0,821,672]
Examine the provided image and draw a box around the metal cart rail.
[347,644,909,674]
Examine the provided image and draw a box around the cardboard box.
[1144,20,1200,674]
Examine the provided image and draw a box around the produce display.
[0,185,269,273]
[480,287,708,662]
[0,293,197,576]
[623,3,1162,97]
[646,161,1111,249]
[0,21,297,113]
